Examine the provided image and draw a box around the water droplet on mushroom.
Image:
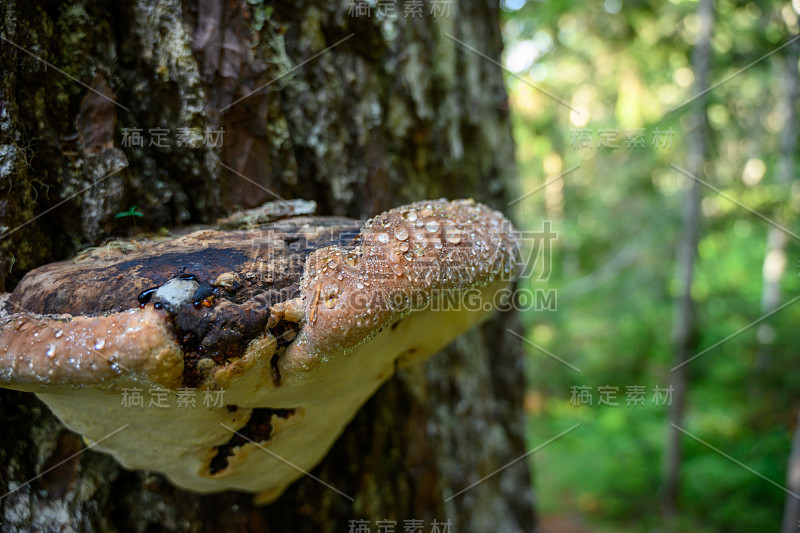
[46,345,56,357]
[94,338,106,350]
[425,221,439,232]
[377,233,390,244]
[395,229,409,241]
[54,330,63,338]
[137,287,158,305]
[405,211,417,222]
[399,242,410,252]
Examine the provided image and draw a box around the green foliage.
[504,0,800,530]
[114,205,144,219]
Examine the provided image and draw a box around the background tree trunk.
[0,0,534,531]
[776,39,800,533]
[662,0,713,524]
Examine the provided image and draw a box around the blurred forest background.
[501,0,800,531]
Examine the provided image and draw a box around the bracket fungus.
[0,199,520,503]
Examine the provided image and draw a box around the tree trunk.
[662,0,713,524]
[0,1,534,531]
[776,39,800,533]
[757,40,799,374]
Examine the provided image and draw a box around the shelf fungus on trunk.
[0,199,520,504]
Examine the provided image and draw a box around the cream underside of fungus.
[0,199,519,504]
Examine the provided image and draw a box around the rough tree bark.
[0,1,534,532]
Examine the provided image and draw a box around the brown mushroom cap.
[287,198,518,363]
[0,308,182,388]
[0,215,360,389]
[0,199,520,502]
